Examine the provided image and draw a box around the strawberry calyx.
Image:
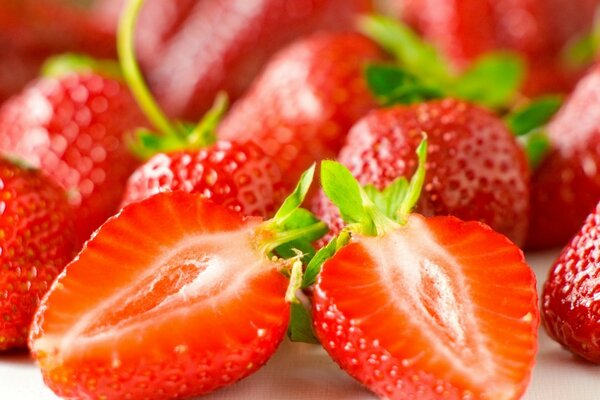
[41,53,123,82]
[118,0,226,160]
[360,15,525,110]
[504,95,563,168]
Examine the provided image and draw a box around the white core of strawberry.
[361,216,514,397]
[35,223,268,360]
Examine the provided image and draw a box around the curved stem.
[117,0,180,137]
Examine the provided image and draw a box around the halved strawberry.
[308,142,539,399]
[29,167,326,399]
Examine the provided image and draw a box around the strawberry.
[314,98,530,246]
[0,158,76,351]
[542,201,600,363]
[117,8,285,218]
[395,0,599,95]
[526,64,600,249]
[0,54,145,243]
[218,32,384,190]
[104,0,372,120]
[308,149,539,399]
[29,167,326,399]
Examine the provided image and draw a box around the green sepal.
[505,96,563,137]
[363,178,408,221]
[360,14,451,85]
[397,137,427,223]
[42,53,123,81]
[563,15,600,69]
[518,129,551,169]
[272,208,325,260]
[286,258,319,344]
[302,231,351,288]
[365,64,443,106]
[450,53,525,109]
[259,164,327,256]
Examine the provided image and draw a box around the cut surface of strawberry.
[30,192,289,399]
[314,215,538,399]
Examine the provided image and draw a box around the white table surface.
[1,250,597,399]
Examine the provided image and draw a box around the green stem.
[117,0,180,138]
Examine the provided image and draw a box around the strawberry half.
[0,158,76,351]
[29,167,327,399]
[307,141,539,399]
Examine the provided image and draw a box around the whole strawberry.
[542,201,600,363]
[314,98,530,246]
[118,5,285,218]
[218,32,384,190]
[102,0,371,119]
[527,65,600,249]
[30,168,326,399]
[0,54,145,243]
[0,158,76,351]
[309,151,538,399]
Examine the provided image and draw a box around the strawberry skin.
[30,191,289,399]
[0,159,76,351]
[100,0,372,119]
[527,65,600,249]
[542,202,600,363]
[314,99,530,246]
[122,141,286,218]
[0,72,145,243]
[314,214,539,399]
[218,32,384,189]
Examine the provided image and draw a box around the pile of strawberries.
[3,0,600,399]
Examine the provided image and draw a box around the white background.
[0,251,594,399]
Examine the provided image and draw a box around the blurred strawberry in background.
[95,0,372,120]
[391,0,600,96]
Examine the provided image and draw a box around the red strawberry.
[0,55,146,243]
[396,0,598,95]
[0,158,76,351]
[218,32,384,189]
[122,140,286,217]
[527,64,600,249]
[542,201,600,363]
[310,158,539,399]
[98,0,372,120]
[314,98,530,246]
[29,168,326,399]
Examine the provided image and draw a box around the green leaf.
[302,232,350,288]
[365,64,443,106]
[450,53,525,109]
[519,129,551,169]
[128,128,183,160]
[359,15,451,85]
[275,239,316,261]
[363,178,409,220]
[272,208,327,259]
[505,96,563,137]
[397,137,428,223]
[42,53,123,81]
[288,303,319,344]
[273,164,316,223]
[320,160,368,225]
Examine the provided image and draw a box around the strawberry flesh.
[314,215,539,399]
[29,192,289,399]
